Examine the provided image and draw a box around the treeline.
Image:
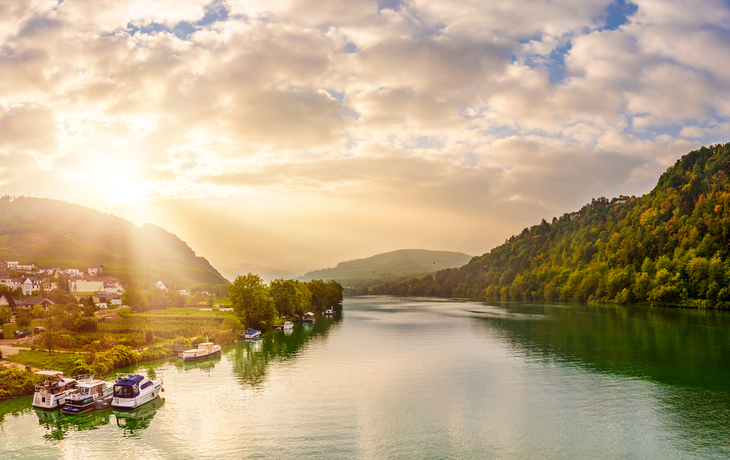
[230,274,343,330]
[372,143,730,309]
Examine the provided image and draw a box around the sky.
[1,0,730,280]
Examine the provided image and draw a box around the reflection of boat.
[301,312,315,323]
[32,371,90,410]
[35,407,113,438]
[179,341,221,361]
[243,329,261,339]
[114,397,164,433]
[111,374,163,410]
[324,309,335,316]
[62,379,113,415]
[283,321,294,329]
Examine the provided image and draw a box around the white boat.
[301,312,316,323]
[243,329,261,339]
[62,379,113,414]
[32,371,90,410]
[111,374,163,410]
[178,341,221,361]
[283,321,294,330]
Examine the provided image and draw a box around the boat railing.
[73,373,93,381]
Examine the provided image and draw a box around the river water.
[1,297,729,459]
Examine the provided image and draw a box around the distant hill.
[373,143,730,309]
[0,196,227,289]
[297,249,473,288]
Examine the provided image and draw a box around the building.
[88,265,104,277]
[155,280,169,291]
[70,279,105,295]
[21,277,43,296]
[0,292,17,313]
[21,298,55,310]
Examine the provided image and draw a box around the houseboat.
[32,371,89,410]
[111,374,163,410]
[179,341,221,362]
[62,379,113,415]
[243,329,261,339]
[301,312,316,323]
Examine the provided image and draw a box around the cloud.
[0,0,728,273]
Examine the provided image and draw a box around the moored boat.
[243,329,261,339]
[62,379,113,415]
[283,321,294,329]
[32,371,91,410]
[111,374,163,410]
[178,341,221,361]
[324,309,335,316]
[301,312,316,323]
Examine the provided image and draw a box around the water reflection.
[174,354,222,375]
[35,407,113,441]
[0,396,32,428]
[114,398,165,436]
[230,317,341,386]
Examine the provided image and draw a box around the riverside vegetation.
[0,275,343,398]
[373,143,730,309]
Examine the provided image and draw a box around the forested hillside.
[297,249,472,290]
[0,197,227,288]
[373,143,730,309]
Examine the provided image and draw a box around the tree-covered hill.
[0,197,227,288]
[297,249,473,290]
[372,143,730,309]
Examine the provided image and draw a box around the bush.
[0,366,45,398]
[139,345,173,361]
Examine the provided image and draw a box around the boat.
[62,379,113,415]
[301,312,316,323]
[32,371,90,410]
[111,374,163,410]
[324,309,335,316]
[243,329,261,339]
[178,341,221,361]
[283,321,294,329]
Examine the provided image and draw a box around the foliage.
[46,288,76,305]
[229,273,277,330]
[269,279,308,317]
[122,286,148,312]
[15,311,32,330]
[373,143,730,309]
[72,345,140,377]
[0,305,10,326]
[139,345,174,361]
[0,366,45,398]
[4,350,84,375]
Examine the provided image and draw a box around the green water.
[1,297,729,459]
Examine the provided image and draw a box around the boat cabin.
[78,380,107,397]
[114,374,153,399]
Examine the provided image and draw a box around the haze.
[1,0,728,279]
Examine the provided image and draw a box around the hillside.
[373,143,730,309]
[297,249,473,289]
[0,197,227,288]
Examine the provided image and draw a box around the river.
[1,297,729,459]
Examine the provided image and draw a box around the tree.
[31,305,46,318]
[229,273,277,330]
[39,306,62,353]
[122,286,148,312]
[0,305,11,326]
[16,310,32,330]
[269,279,305,318]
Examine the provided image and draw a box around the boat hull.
[32,389,76,410]
[111,381,163,410]
[180,349,221,362]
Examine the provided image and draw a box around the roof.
[115,374,144,386]
[77,380,105,388]
[246,329,259,334]
[35,370,64,376]
[22,298,54,306]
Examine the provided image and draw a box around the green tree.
[229,273,276,330]
[269,279,304,318]
[39,306,62,353]
[16,310,32,330]
[0,305,11,326]
[122,286,148,312]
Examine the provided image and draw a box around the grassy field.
[4,350,84,375]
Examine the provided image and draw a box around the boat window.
[141,381,153,390]
[83,388,90,395]
[114,385,133,398]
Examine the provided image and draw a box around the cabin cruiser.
[111,374,163,410]
[179,341,221,362]
[283,321,294,330]
[62,379,113,414]
[324,309,335,316]
[32,371,90,410]
[301,312,316,323]
[243,329,261,339]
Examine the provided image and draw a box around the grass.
[4,349,84,375]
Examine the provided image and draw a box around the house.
[21,277,43,296]
[155,280,169,291]
[64,268,82,278]
[70,279,105,295]
[0,292,17,313]
[6,261,18,269]
[16,264,36,272]
[88,265,104,276]
[103,280,124,295]
[179,289,188,296]
[21,298,55,309]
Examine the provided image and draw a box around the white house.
[88,265,103,276]
[21,277,42,296]
[64,268,82,277]
[155,280,169,291]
